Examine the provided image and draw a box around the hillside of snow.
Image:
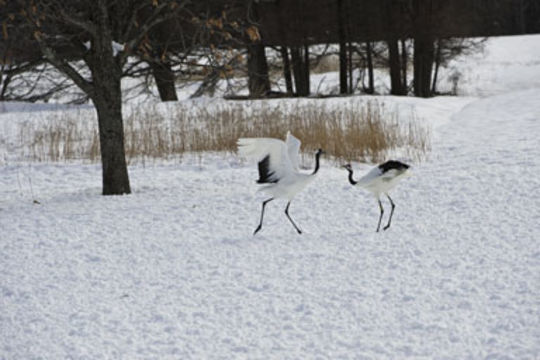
[1,35,539,359]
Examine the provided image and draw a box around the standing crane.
[343,161,411,232]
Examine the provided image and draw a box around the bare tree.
[6,0,196,195]
[431,37,486,94]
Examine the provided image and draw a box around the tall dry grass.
[13,99,430,165]
[17,112,96,162]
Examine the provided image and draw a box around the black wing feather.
[257,155,278,184]
[378,160,410,173]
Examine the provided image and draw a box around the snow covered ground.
[1,35,540,359]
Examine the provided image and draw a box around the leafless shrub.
[178,100,430,164]
[13,100,430,164]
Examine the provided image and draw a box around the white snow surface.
[1,35,540,359]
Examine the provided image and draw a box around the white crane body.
[238,132,323,234]
[355,166,411,195]
[344,161,411,232]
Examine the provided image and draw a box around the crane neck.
[346,169,358,185]
[311,151,322,175]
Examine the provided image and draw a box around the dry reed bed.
[13,99,430,164]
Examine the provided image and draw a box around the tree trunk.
[290,47,302,95]
[89,57,131,195]
[515,0,526,33]
[347,41,353,93]
[151,61,178,101]
[431,39,442,94]
[0,74,10,100]
[280,46,293,95]
[247,43,270,98]
[303,44,310,95]
[338,43,347,94]
[93,90,131,195]
[337,0,347,94]
[413,37,434,97]
[290,46,309,96]
[400,39,408,93]
[384,0,405,96]
[365,42,374,94]
[413,0,434,98]
[388,39,405,95]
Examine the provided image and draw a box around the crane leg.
[383,194,396,231]
[285,201,302,234]
[254,198,274,235]
[376,197,384,232]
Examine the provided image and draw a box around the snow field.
[1,35,540,359]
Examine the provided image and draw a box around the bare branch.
[36,38,94,97]
[58,9,98,38]
[120,1,152,43]
[120,1,189,64]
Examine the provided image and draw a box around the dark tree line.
[3,0,537,103]
[248,0,539,98]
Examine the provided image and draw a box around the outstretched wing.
[237,138,294,183]
[286,131,301,171]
